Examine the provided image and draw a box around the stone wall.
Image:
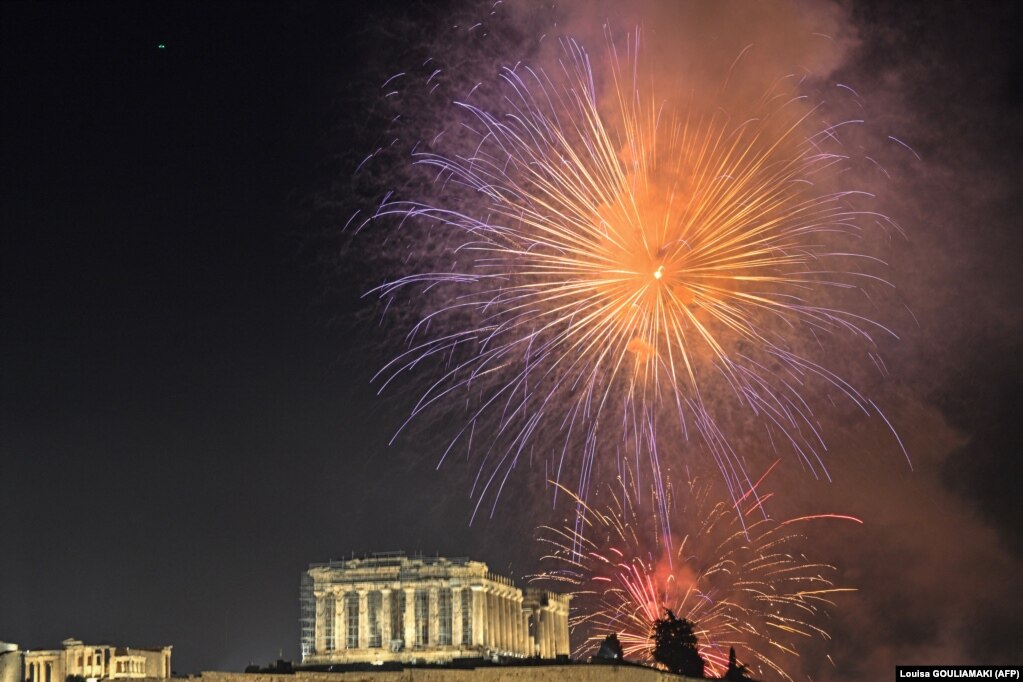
[0,646,22,682]
[198,665,695,682]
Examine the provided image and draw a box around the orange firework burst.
[532,466,857,681]
[369,34,901,509]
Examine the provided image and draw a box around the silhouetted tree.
[652,609,705,677]
[593,633,625,662]
[723,646,754,680]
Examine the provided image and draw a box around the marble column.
[451,587,463,647]
[516,601,526,655]
[380,588,392,646]
[547,607,556,658]
[314,594,325,653]
[471,586,485,646]
[505,595,514,652]
[548,605,557,657]
[552,607,560,656]
[404,588,416,648]
[496,591,506,651]
[507,593,515,651]
[343,593,351,650]
[336,592,350,648]
[494,591,501,651]
[536,608,545,658]
[559,607,569,656]
[358,590,369,649]
[542,607,553,658]
[480,588,489,648]
[428,586,439,647]
[536,605,544,658]
[553,606,563,656]
[488,590,496,650]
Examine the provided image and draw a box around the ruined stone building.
[20,639,171,682]
[0,643,23,682]
[300,554,570,665]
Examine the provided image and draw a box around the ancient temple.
[300,553,570,665]
[18,639,171,682]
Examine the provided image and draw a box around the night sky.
[3,2,1021,680]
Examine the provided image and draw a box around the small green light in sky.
[158,43,166,49]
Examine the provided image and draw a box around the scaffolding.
[299,572,315,661]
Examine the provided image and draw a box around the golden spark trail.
[369,35,900,511]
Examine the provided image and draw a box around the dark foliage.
[652,609,706,678]
[723,646,755,680]
[594,633,625,661]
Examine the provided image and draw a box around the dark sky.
[2,1,1021,679]
[0,0,483,671]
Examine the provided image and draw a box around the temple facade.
[300,554,570,665]
[20,639,171,682]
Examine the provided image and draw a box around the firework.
[366,33,901,510]
[533,466,856,681]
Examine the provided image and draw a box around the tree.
[593,633,625,662]
[652,609,706,678]
[723,646,754,681]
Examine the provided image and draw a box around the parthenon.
[300,553,570,665]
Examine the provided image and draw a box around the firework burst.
[365,32,901,511]
[533,466,857,681]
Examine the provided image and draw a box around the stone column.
[536,605,544,658]
[404,588,416,648]
[486,589,496,648]
[546,606,556,658]
[483,590,491,648]
[516,601,526,655]
[335,591,346,651]
[345,593,353,650]
[314,594,325,653]
[380,588,392,646]
[506,593,514,651]
[502,594,509,652]
[505,593,515,650]
[541,607,552,658]
[494,589,503,650]
[471,586,485,647]
[511,602,519,655]
[524,604,532,656]
[357,590,369,649]
[554,607,562,656]
[536,607,545,658]
[428,586,439,647]
[552,606,562,656]
[495,591,505,651]
[493,589,501,650]
[451,587,463,647]
[558,606,569,656]
[547,605,557,657]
